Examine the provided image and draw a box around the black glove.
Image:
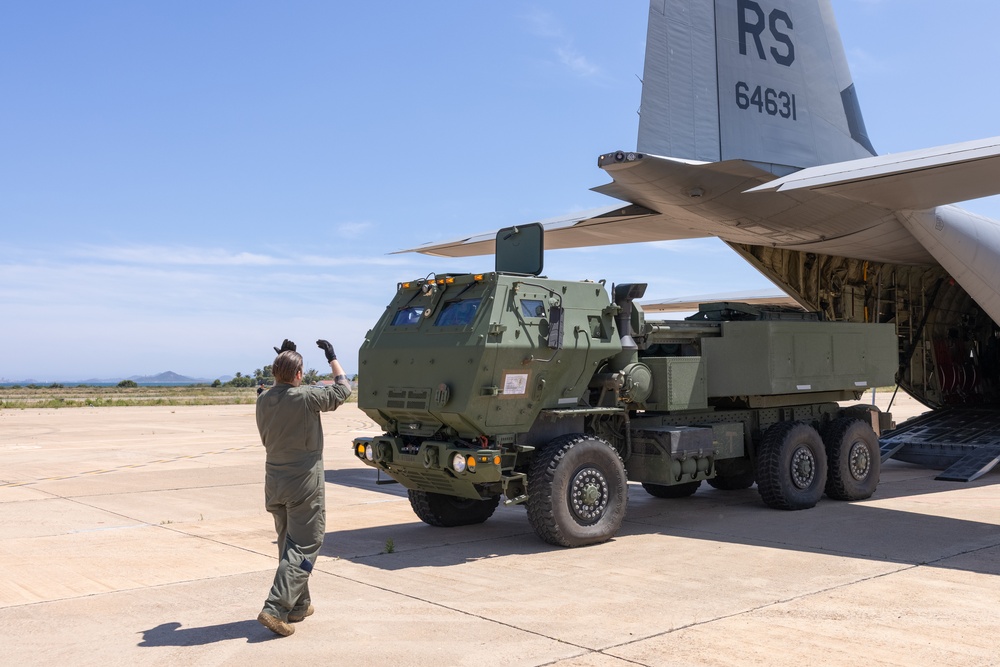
[273,338,296,354]
[316,339,336,362]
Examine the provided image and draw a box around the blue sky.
[4,1,1000,381]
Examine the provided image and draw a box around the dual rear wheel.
[823,417,880,501]
[757,418,879,510]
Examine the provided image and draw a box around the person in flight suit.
[255,338,351,637]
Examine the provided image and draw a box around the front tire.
[526,434,628,547]
[757,421,827,510]
[823,418,880,501]
[408,490,500,527]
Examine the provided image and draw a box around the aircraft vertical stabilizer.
[638,0,876,173]
[637,1,720,163]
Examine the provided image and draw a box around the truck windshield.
[391,306,426,326]
[434,298,482,327]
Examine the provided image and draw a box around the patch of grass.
[0,383,358,409]
[0,385,264,409]
[383,537,395,554]
[0,385,357,410]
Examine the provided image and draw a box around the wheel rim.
[848,440,871,480]
[790,446,816,489]
[569,466,609,523]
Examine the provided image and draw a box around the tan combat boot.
[288,605,315,622]
[257,611,295,636]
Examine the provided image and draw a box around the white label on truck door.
[503,372,529,396]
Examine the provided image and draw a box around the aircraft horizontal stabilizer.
[747,136,1000,210]
[398,203,700,258]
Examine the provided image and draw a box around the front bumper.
[353,435,502,500]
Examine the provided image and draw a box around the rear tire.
[823,418,880,501]
[642,480,701,498]
[408,490,500,527]
[526,434,628,547]
[757,421,827,510]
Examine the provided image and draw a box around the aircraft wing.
[404,138,1000,265]
[402,153,929,264]
[396,203,704,258]
[747,136,1000,210]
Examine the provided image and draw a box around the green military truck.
[353,224,896,547]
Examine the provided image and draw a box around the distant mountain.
[128,371,193,383]
[3,371,224,385]
[126,371,220,384]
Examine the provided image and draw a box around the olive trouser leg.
[262,462,325,619]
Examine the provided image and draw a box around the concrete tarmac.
[1,397,997,666]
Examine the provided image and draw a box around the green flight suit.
[256,380,351,620]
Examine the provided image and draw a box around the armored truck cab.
[354,225,897,547]
[359,271,621,441]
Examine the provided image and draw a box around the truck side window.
[391,306,426,326]
[434,298,481,327]
[520,299,545,319]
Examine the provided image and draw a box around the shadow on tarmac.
[325,467,407,498]
[322,471,1000,577]
[621,489,1000,576]
[137,620,280,646]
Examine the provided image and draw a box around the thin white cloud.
[70,244,282,266]
[296,253,405,267]
[335,221,374,238]
[523,7,563,40]
[53,244,406,268]
[523,8,601,79]
[0,246,397,379]
[556,47,601,78]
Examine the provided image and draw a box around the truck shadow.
[325,467,408,498]
[320,504,548,569]
[624,490,1000,578]
[322,463,1000,577]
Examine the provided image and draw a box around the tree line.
[216,365,351,388]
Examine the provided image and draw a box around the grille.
[386,387,430,410]
[394,468,457,494]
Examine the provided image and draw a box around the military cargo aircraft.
[401,0,1000,482]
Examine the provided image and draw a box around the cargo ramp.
[879,408,1000,482]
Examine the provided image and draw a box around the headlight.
[451,452,467,473]
[356,443,366,458]
[365,444,374,461]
